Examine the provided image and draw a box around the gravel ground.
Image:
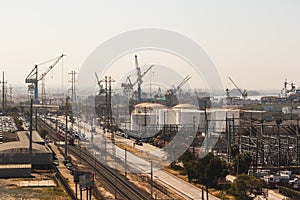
[0,172,70,200]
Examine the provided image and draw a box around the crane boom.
[165,75,191,107]
[227,76,248,101]
[25,65,38,83]
[39,54,65,80]
[132,64,154,86]
[95,72,102,86]
[176,75,191,92]
[227,76,243,95]
[25,54,65,103]
[95,72,104,94]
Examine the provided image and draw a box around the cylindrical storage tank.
[158,109,177,126]
[206,110,216,132]
[208,109,240,132]
[175,109,204,128]
[227,109,240,127]
[214,109,227,132]
[131,103,166,132]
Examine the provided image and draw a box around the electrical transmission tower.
[68,71,77,103]
[0,72,7,115]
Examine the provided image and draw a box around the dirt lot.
[0,171,70,200]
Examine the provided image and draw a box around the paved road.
[54,117,220,199]
[90,126,220,199]
[256,189,288,200]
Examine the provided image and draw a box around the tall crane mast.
[133,55,154,102]
[121,55,154,102]
[25,54,65,103]
[227,76,248,102]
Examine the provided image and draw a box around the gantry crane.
[25,54,65,103]
[165,75,191,107]
[121,55,154,102]
[227,76,248,102]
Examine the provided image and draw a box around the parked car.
[65,163,73,170]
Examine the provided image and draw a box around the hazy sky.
[1,0,300,92]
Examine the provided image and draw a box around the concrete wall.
[0,152,52,166]
[0,167,31,178]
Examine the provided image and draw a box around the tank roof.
[172,104,198,110]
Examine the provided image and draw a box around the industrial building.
[0,131,53,177]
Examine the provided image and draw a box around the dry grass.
[0,174,70,200]
[115,142,141,155]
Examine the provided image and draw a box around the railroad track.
[38,118,150,200]
[69,145,150,200]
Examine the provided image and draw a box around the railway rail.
[69,145,149,200]
[38,118,150,200]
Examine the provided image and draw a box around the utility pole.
[29,98,33,167]
[1,72,7,115]
[65,96,70,160]
[35,108,38,131]
[193,115,195,156]
[9,85,12,103]
[68,71,77,133]
[104,76,114,136]
[150,161,153,199]
[125,148,127,178]
[204,100,208,152]
[278,124,281,167]
[297,118,299,166]
[226,113,230,162]
[68,71,77,102]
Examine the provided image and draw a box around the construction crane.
[25,54,65,103]
[121,55,154,102]
[165,75,191,107]
[121,76,134,97]
[170,75,191,94]
[227,76,248,102]
[95,72,105,94]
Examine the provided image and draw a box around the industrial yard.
[1,1,300,200]
[0,54,300,199]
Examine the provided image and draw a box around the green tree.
[184,159,199,182]
[230,174,267,200]
[205,156,228,187]
[230,145,252,174]
[39,128,49,139]
[183,152,228,187]
[230,144,239,158]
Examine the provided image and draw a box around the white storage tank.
[171,104,206,129]
[175,109,204,127]
[158,109,177,127]
[208,109,240,132]
[130,103,166,132]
